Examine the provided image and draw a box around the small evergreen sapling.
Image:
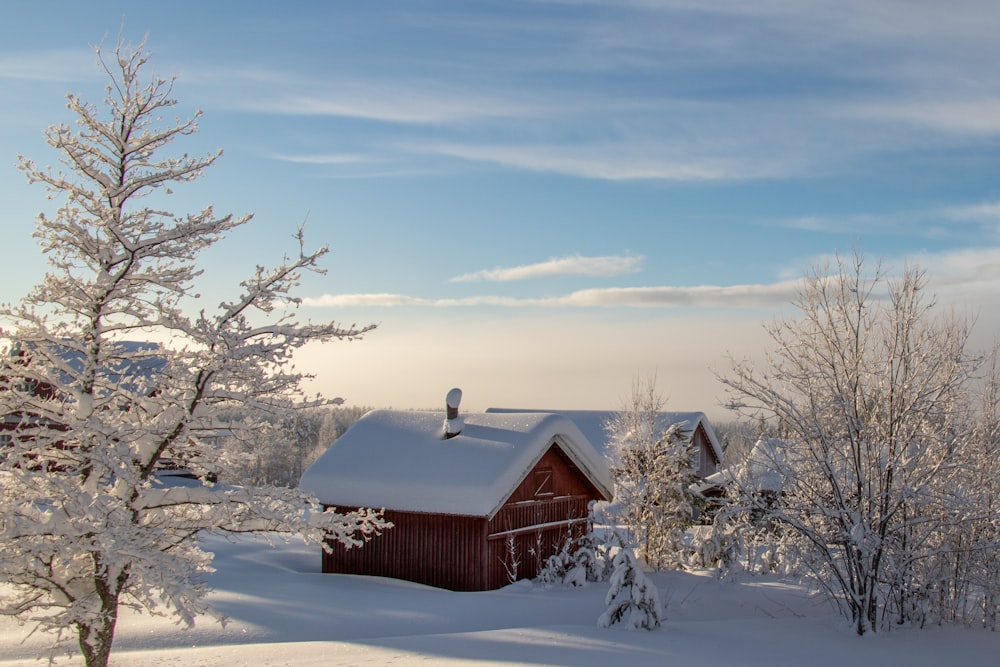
[598,548,663,630]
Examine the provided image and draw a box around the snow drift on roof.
[704,436,788,493]
[298,409,613,518]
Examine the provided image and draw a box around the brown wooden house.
[298,393,613,592]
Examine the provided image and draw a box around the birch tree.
[720,252,987,634]
[0,38,387,667]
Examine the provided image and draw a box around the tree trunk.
[77,610,117,667]
[77,572,121,667]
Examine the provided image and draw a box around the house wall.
[486,495,591,590]
[321,443,607,591]
[321,508,489,591]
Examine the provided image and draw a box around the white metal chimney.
[443,387,463,439]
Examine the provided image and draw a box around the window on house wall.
[533,467,554,497]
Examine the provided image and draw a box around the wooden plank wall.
[486,496,591,590]
[323,508,488,591]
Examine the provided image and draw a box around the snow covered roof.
[298,409,613,518]
[703,437,788,493]
[485,409,724,465]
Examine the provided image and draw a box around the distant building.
[486,408,723,477]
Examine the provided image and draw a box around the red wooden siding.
[322,508,489,591]
[486,494,591,590]
[321,442,607,591]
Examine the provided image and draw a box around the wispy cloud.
[844,98,1000,136]
[302,279,802,309]
[270,153,378,166]
[559,283,801,308]
[228,79,556,126]
[303,294,535,308]
[266,151,443,179]
[0,49,97,82]
[406,141,792,182]
[775,211,915,235]
[450,255,644,282]
[304,293,430,307]
[942,201,1000,225]
[782,216,831,232]
[776,200,1000,238]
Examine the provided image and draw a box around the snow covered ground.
[0,533,996,666]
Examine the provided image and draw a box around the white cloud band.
[449,255,644,282]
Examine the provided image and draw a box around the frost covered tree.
[0,39,387,667]
[605,375,703,570]
[930,349,1000,629]
[720,251,992,634]
[218,404,368,487]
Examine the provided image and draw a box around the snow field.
[1,533,995,666]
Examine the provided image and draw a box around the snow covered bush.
[698,439,805,578]
[537,531,614,588]
[598,548,663,630]
[0,37,388,667]
[536,537,577,587]
[689,522,742,572]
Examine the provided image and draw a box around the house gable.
[500,442,603,505]
[690,421,721,477]
[484,443,599,589]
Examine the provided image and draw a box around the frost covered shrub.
[689,522,742,572]
[537,532,614,587]
[537,538,577,587]
[692,476,806,579]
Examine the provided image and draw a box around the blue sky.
[3,2,1000,418]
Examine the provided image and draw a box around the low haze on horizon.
[3,2,1000,422]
